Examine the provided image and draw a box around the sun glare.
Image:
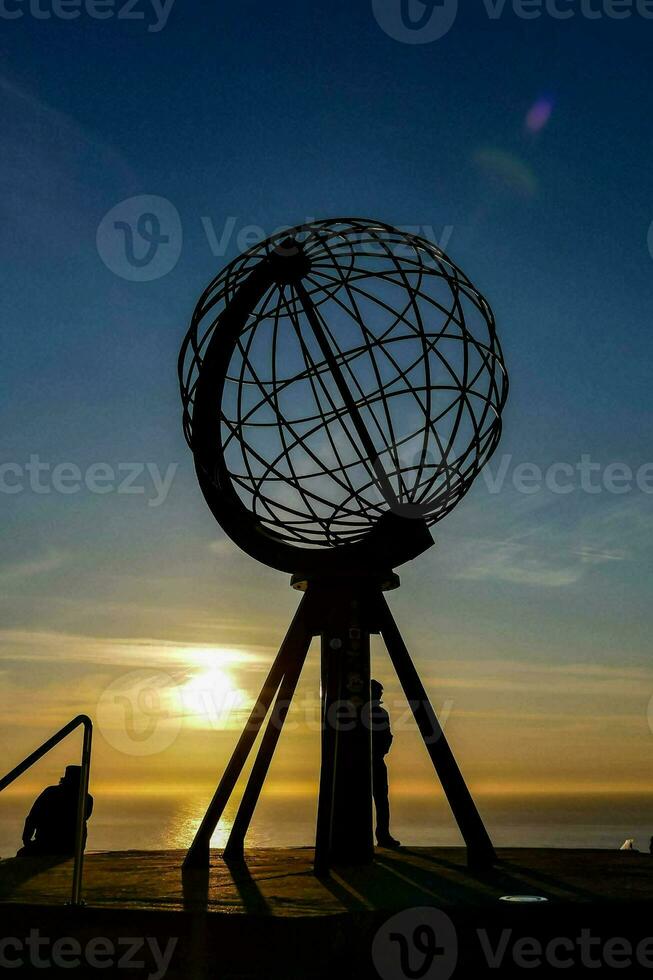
[176,654,249,729]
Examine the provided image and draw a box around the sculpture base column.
[315,583,374,868]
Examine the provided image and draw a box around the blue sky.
[1,0,653,818]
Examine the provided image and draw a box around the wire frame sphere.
[180,218,508,572]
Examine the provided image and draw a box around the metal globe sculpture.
[179,218,508,575]
[180,218,508,873]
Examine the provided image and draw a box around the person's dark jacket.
[371,703,393,759]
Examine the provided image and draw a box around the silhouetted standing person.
[18,766,93,857]
[370,679,400,848]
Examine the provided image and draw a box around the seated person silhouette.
[17,766,93,857]
[370,679,401,848]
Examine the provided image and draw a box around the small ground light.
[500,895,549,903]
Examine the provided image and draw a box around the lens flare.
[526,96,554,134]
[474,147,538,198]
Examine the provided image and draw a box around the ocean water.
[2,791,652,857]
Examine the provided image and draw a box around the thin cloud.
[208,538,239,558]
[0,628,273,669]
[452,498,651,588]
[0,552,68,584]
[420,657,653,698]
[453,540,584,587]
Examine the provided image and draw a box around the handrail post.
[70,718,92,906]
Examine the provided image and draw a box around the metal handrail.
[0,714,93,906]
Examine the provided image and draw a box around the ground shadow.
[223,855,272,915]
[373,849,499,905]
[506,860,611,902]
[397,848,601,903]
[0,855,70,900]
[316,869,372,912]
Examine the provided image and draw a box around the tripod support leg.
[183,595,310,869]
[376,593,496,868]
[223,617,312,861]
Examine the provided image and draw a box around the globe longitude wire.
[179,219,508,554]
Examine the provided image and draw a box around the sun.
[177,663,247,730]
